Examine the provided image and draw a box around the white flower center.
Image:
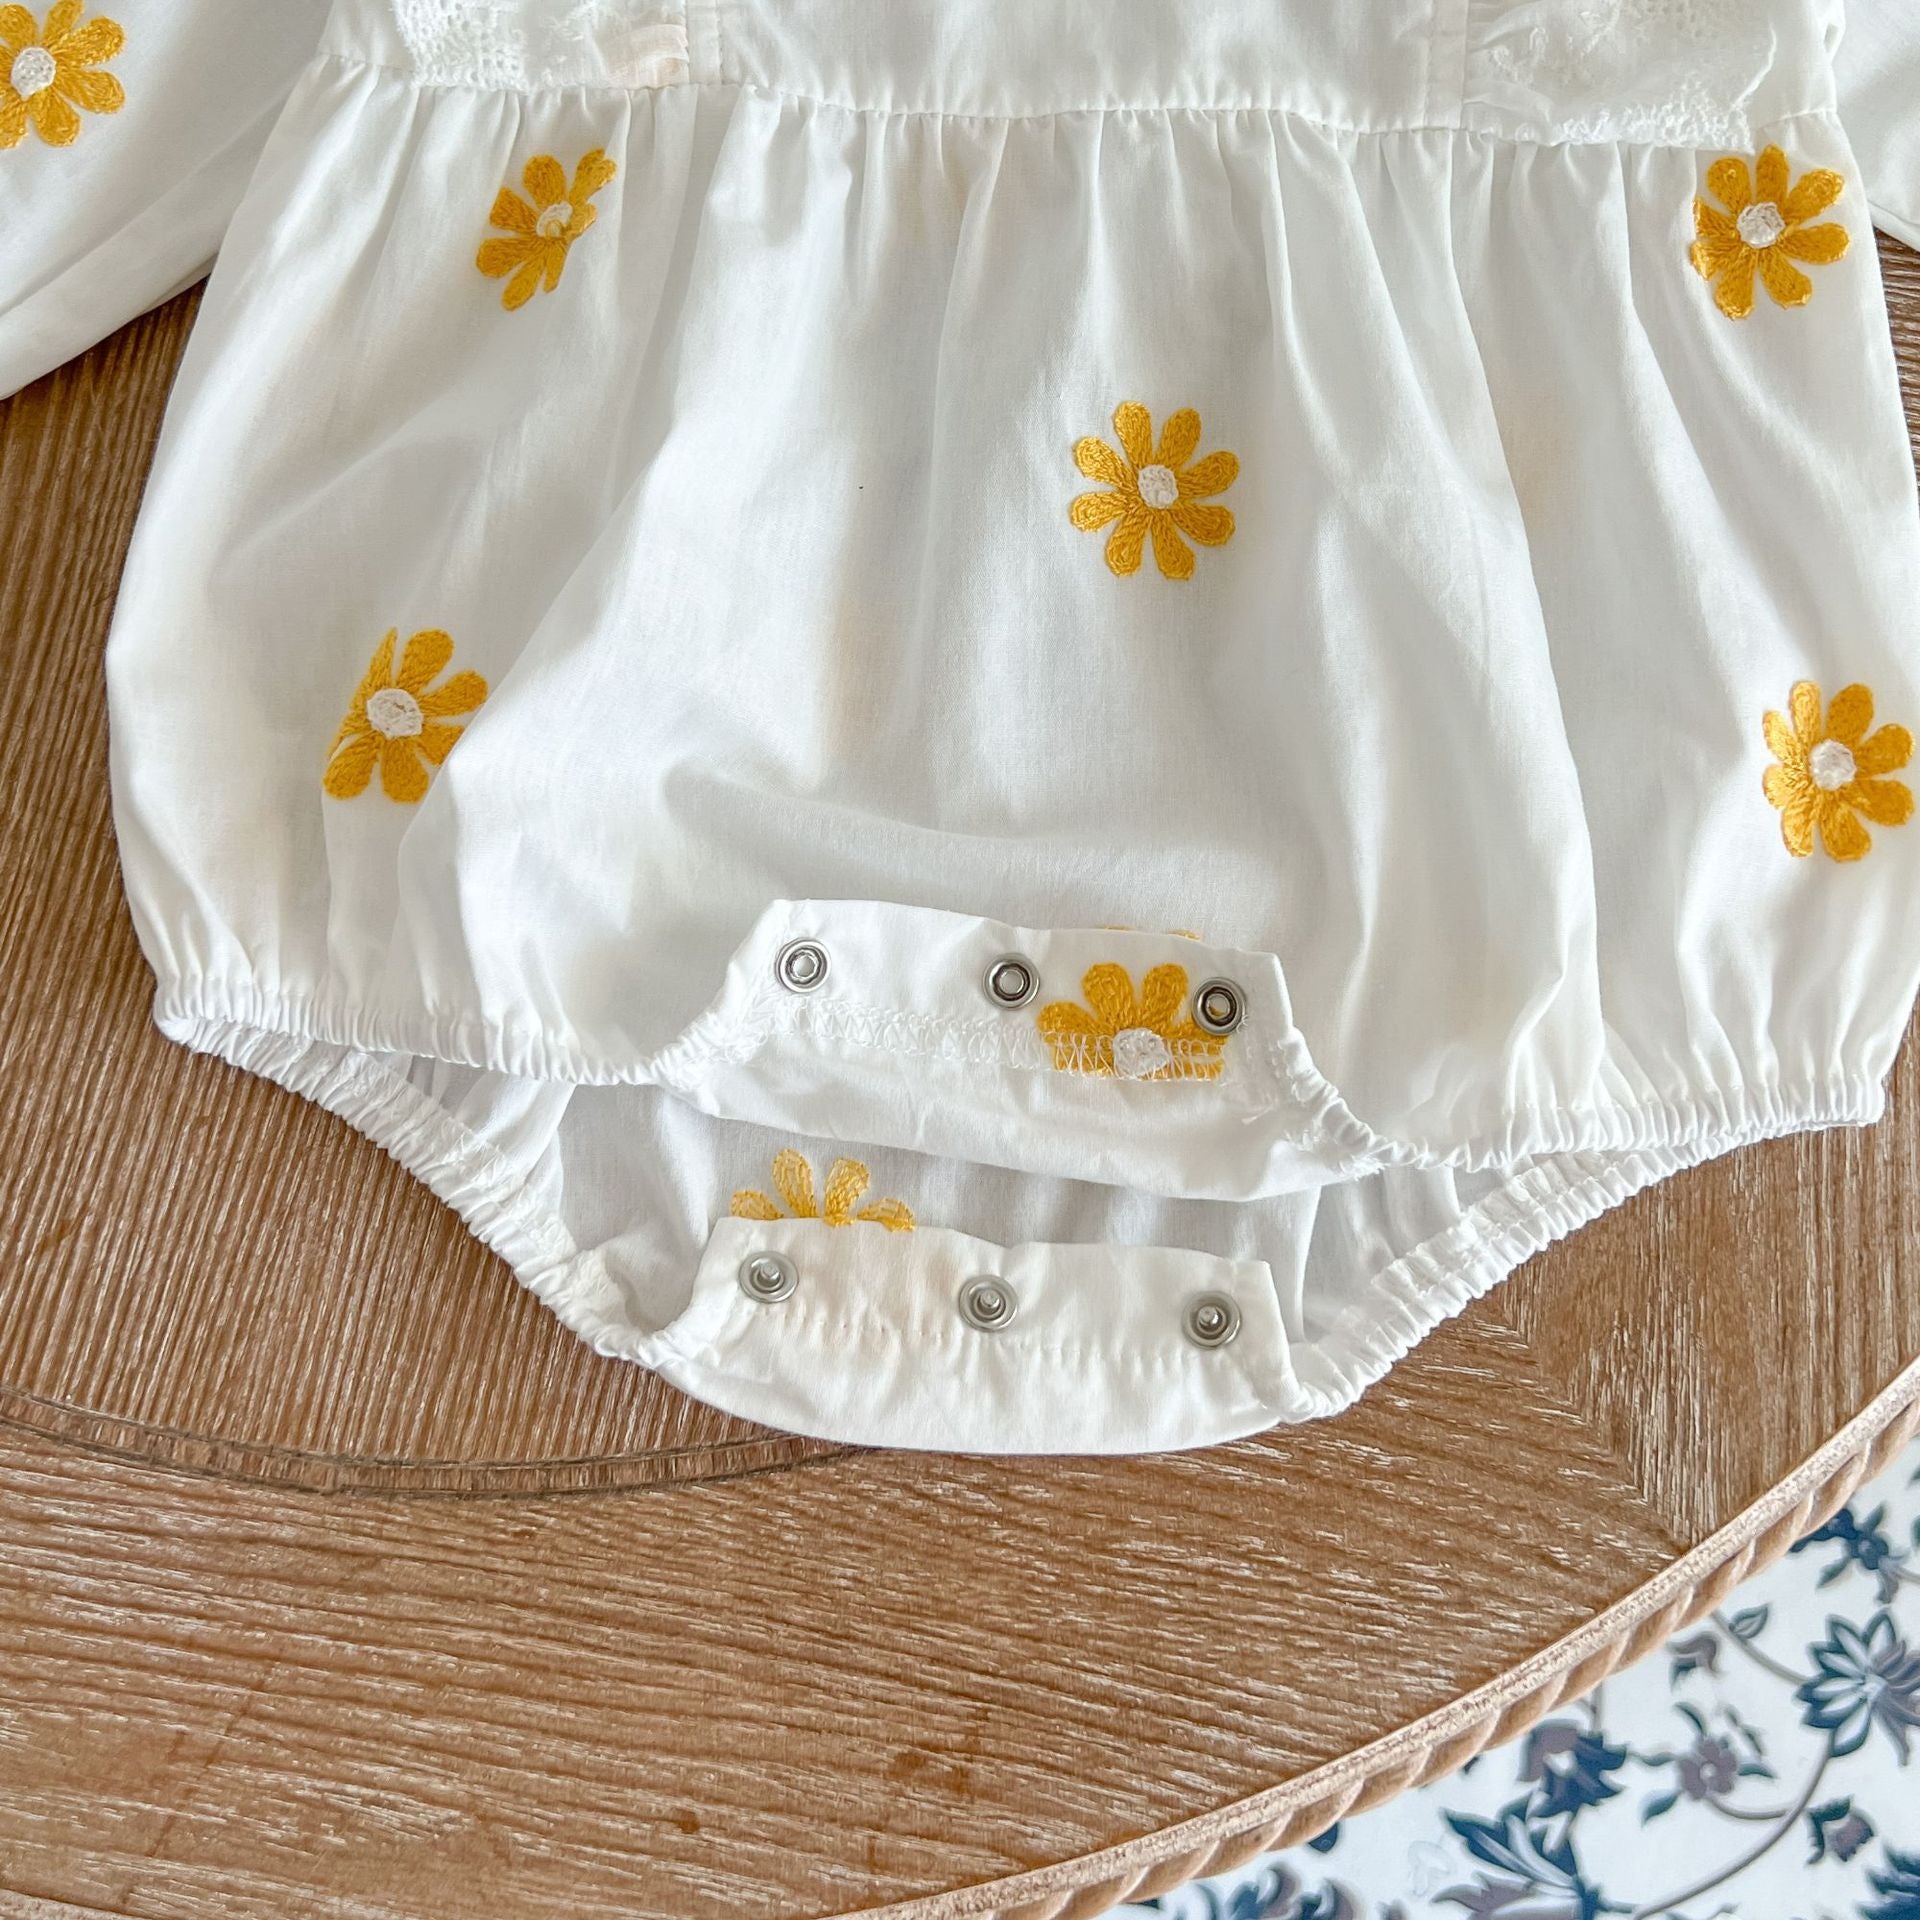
[535,202,573,239]
[1136,464,1180,511]
[1112,1028,1173,1081]
[10,45,56,97]
[1810,739,1858,791]
[1737,201,1788,249]
[366,686,424,740]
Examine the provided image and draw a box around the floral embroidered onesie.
[12,0,1920,1451]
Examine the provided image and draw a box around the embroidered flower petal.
[0,6,35,50]
[1178,451,1240,500]
[572,148,618,200]
[1754,144,1790,207]
[1171,501,1235,547]
[488,189,538,236]
[52,62,118,111]
[821,1157,872,1226]
[1689,205,1743,264]
[476,235,539,280]
[419,670,489,719]
[1757,247,1814,309]
[26,84,79,145]
[1711,248,1758,320]
[1074,437,1129,488]
[0,91,27,148]
[855,1198,916,1233]
[1036,1002,1100,1041]
[332,641,392,753]
[730,1190,783,1221]
[1136,964,1189,1032]
[1694,199,1738,244]
[1150,518,1197,581]
[40,0,79,43]
[1690,231,1743,280]
[1763,709,1805,768]
[1825,683,1876,747]
[1849,776,1915,828]
[1762,762,1802,811]
[522,153,568,208]
[322,733,380,800]
[1789,680,1825,748]
[1070,490,1128,531]
[1113,402,1155,471]
[1855,724,1914,777]
[501,257,546,311]
[1705,155,1753,213]
[541,245,568,294]
[1779,222,1849,266]
[1784,167,1845,225]
[1777,788,1817,858]
[771,1148,817,1219]
[1104,515,1149,577]
[1157,408,1203,470]
[50,14,118,63]
[1817,795,1872,862]
[376,737,430,804]
[416,721,466,766]
[397,627,455,692]
[1081,962,1137,1028]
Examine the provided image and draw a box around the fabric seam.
[300,55,1843,150]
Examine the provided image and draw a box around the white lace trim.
[389,0,689,88]
[1469,0,1777,147]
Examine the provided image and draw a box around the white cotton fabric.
[98,0,1920,1453]
[0,0,328,398]
[1837,0,1920,249]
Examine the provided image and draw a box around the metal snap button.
[958,1276,1018,1332]
[1184,1292,1242,1350]
[983,954,1041,1010]
[1192,978,1246,1037]
[738,1252,798,1303]
[774,939,830,995]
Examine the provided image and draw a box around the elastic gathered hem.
[308,53,1840,152]
[154,982,1886,1441]
[152,973,1887,1179]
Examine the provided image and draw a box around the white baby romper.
[16,0,1920,1452]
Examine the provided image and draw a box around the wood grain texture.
[0,237,1915,1920]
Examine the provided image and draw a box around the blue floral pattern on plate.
[1124,1437,1920,1920]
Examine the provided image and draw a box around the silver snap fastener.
[983,954,1041,1010]
[774,939,830,995]
[1192,978,1246,1037]
[1184,1292,1242,1349]
[958,1276,1018,1332]
[738,1252,798,1303]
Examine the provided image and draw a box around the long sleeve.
[1838,0,1920,250]
[0,1,329,399]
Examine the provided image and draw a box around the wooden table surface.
[2,241,1920,1920]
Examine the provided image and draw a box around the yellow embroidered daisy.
[1691,147,1850,320]
[1071,403,1239,581]
[1763,680,1913,862]
[323,629,489,805]
[731,1151,916,1233]
[0,2,124,149]
[476,150,618,312]
[1036,963,1227,1081]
